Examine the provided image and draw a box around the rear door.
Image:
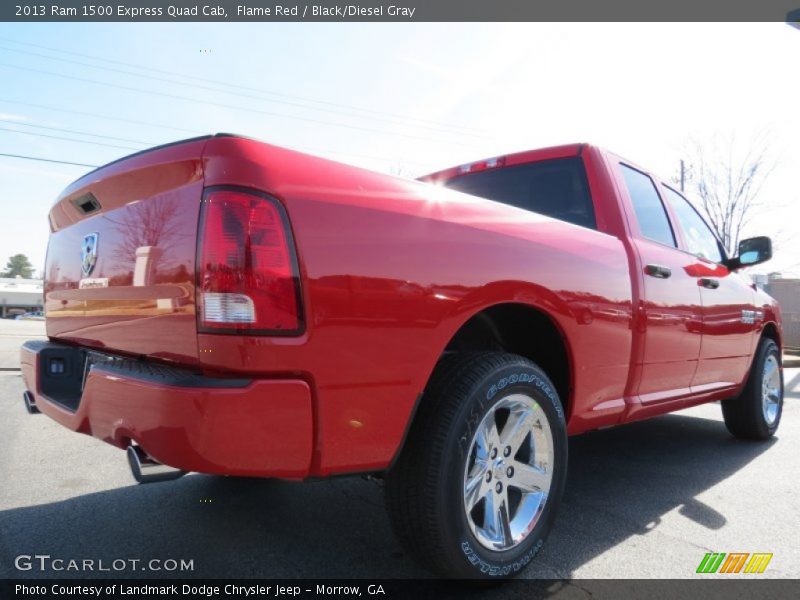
[616,164,703,403]
[659,185,757,392]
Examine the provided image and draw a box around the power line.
[0,35,484,136]
[0,126,141,150]
[0,44,482,139]
[0,98,205,135]
[0,112,433,168]
[1,125,431,169]
[0,62,480,148]
[0,118,156,146]
[0,152,98,167]
[0,147,426,173]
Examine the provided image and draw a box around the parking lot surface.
[1,319,798,582]
[0,320,45,370]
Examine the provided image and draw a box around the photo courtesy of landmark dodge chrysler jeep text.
[21,136,783,579]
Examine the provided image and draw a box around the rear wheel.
[385,352,567,578]
[722,338,783,440]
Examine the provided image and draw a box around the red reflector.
[197,188,302,334]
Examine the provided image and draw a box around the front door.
[659,186,757,392]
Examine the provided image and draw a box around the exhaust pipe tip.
[126,445,186,484]
[23,391,40,414]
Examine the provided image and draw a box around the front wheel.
[722,337,783,440]
[385,352,568,579]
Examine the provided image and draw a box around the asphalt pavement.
[0,320,798,583]
[0,320,45,370]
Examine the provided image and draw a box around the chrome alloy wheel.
[463,393,554,551]
[761,354,781,426]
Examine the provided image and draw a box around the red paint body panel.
[198,137,634,474]
[44,137,208,365]
[20,343,313,477]
[25,135,781,479]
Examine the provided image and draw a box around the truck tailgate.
[44,137,209,365]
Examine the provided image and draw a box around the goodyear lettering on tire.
[486,372,562,419]
[460,538,543,577]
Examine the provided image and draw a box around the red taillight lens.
[197,188,302,334]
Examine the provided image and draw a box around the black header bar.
[3,579,800,600]
[3,1,800,22]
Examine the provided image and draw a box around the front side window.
[662,186,724,263]
[444,157,596,229]
[619,164,676,247]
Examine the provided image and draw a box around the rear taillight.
[197,187,302,335]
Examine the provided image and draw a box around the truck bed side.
[198,137,635,474]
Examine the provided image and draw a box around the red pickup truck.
[21,135,783,579]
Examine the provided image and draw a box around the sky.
[0,22,798,276]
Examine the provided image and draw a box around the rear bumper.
[20,340,313,478]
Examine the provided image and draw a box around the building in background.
[0,277,44,318]
[751,273,769,288]
[763,277,800,353]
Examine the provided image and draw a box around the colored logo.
[81,232,99,276]
[696,552,773,574]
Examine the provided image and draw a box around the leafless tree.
[106,196,185,267]
[389,163,421,179]
[679,132,776,254]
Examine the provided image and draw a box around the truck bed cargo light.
[458,156,506,174]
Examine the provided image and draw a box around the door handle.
[699,278,720,289]
[644,264,672,279]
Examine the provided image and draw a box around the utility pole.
[679,159,686,192]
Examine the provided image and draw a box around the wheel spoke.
[475,420,500,461]
[499,407,535,453]
[512,461,549,493]
[465,471,489,511]
[499,494,513,546]
[484,491,503,541]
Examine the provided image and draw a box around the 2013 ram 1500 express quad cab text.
[21,135,783,579]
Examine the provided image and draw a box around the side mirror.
[728,236,772,270]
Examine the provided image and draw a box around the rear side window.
[444,157,596,229]
[620,164,676,247]
[662,186,724,263]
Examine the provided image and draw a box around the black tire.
[385,352,568,579]
[722,337,783,440]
